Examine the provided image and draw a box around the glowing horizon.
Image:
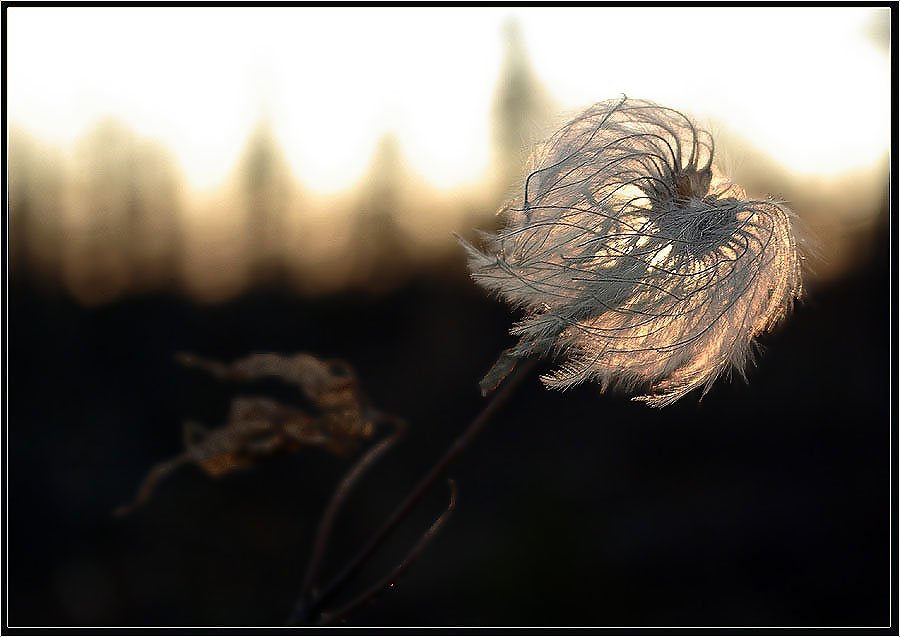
[7,7,890,195]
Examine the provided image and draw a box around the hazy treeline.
[8,22,886,304]
[9,23,556,304]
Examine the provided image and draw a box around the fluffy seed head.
[462,96,803,407]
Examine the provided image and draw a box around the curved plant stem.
[299,415,407,599]
[290,357,538,624]
[318,480,457,626]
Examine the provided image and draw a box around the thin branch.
[318,480,458,626]
[113,455,188,518]
[292,415,406,622]
[291,357,538,625]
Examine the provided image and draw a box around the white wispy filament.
[462,97,803,407]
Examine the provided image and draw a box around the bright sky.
[7,7,890,194]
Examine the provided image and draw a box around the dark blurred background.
[6,7,892,627]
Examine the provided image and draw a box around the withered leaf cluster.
[115,352,391,516]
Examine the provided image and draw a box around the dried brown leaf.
[115,352,393,516]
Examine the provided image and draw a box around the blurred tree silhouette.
[490,19,554,198]
[63,120,184,304]
[237,120,297,287]
[351,134,414,291]
[9,128,66,291]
